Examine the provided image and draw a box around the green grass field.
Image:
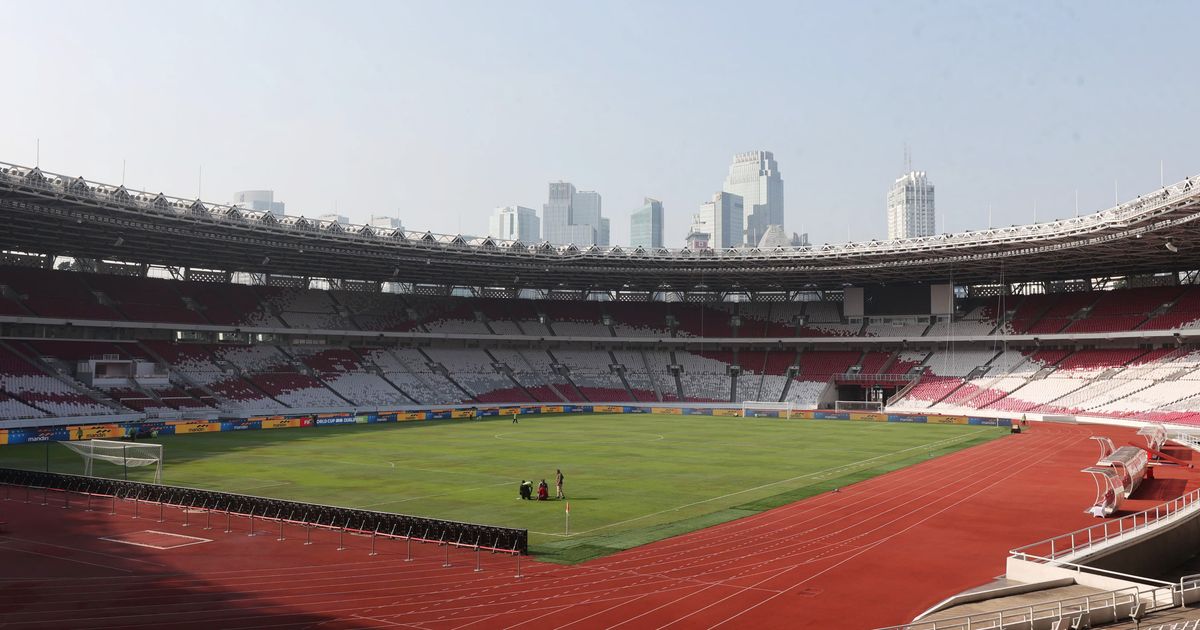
[0,414,1006,563]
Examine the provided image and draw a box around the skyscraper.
[722,151,784,246]
[630,198,664,248]
[541,182,608,245]
[369,215,404,230]
[690,192,743,249]
[488,205,540,242]
[887,171,935,239]
[232,190,286,216]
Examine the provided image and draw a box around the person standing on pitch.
[555,468,565,499]
[512,412,519,424]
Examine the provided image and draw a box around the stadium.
[3,159,1200,630]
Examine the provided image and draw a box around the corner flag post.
[565,501,570,535]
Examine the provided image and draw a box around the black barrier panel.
[0,468,528,554]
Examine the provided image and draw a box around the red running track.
[1,423,1195,629]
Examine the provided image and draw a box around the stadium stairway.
[415,348,479,403]
[5,341,128,415]
[483,349,542,403]
[607,351,641,401]
[135,342,227,411]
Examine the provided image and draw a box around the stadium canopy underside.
[2,161,1200,294]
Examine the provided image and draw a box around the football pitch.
[0,414,1006,563]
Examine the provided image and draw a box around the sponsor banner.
[651,407,683,415]
[223,420,255,431]
[260,417,303,430]
[813,411,851,420]
[314,415,359,426]
[592,405,625,414]
[429,410,452,419]
[886,415,925,423]
[566,405,586,413]
[968,417,1006,426]
[712,409,740,417]
[396,411,427,421]
[451,409,475,419]
[315,413,356,425]
[172,421,221,434]
[355,414,374,424]
[10,427,70,444]
[374,413,396,423]
[477,408,499,417]
[849,412,888,423]
[927,415,969,425]
[541,405,564,414]
[0,429,7,445]
[500,407,522,415]
[683,408,711,415]
[299,416,315,427]
[70,424,124,441]
[793,410,817,419]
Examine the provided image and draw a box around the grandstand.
[0,157,1195,424]
[6,161,1200,629]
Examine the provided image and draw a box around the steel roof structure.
[1,160,1199,294]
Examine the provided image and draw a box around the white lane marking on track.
[681,430,1089,629]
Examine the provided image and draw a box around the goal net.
[60,439,163,484]
[834,400,884,412]
[740,401,794,418]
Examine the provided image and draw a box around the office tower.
[722,151,784,245]
[630,198,664,248]
[232,190,286,216]
[690,192,744,249]
[318,213,349,225]
[887,171,936,239]
[369,215,404,230]
[488,205,540,242]
[542,182,607,245]
[598,217,610,247]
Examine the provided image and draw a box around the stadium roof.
[2,160,1199,294]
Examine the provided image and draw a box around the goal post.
[740,401,794,418]
[60,439,163,484]
[834,400,884,413]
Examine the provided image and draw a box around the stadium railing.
[0,467,528,557]
[1009,483,1200,564]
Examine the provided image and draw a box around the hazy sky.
[1,0,1197,247]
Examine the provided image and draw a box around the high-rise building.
[722,151,784,246]
[318,213,349,225]
[690,192,743,249]
[369,215,404,230]
[232,190,286,216]
[543,182,575,245]
[630,198,664,248]
[541,182,608,245]
[488,205,540,242]
[598,217,610,247]
[887,171,935,239]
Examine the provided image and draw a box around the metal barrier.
[1010,484,1200,563]
[0,468,528,558]
[874,584,1177,630]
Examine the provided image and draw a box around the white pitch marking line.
[533,429,989,537]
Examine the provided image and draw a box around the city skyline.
[1,2,1197,247]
